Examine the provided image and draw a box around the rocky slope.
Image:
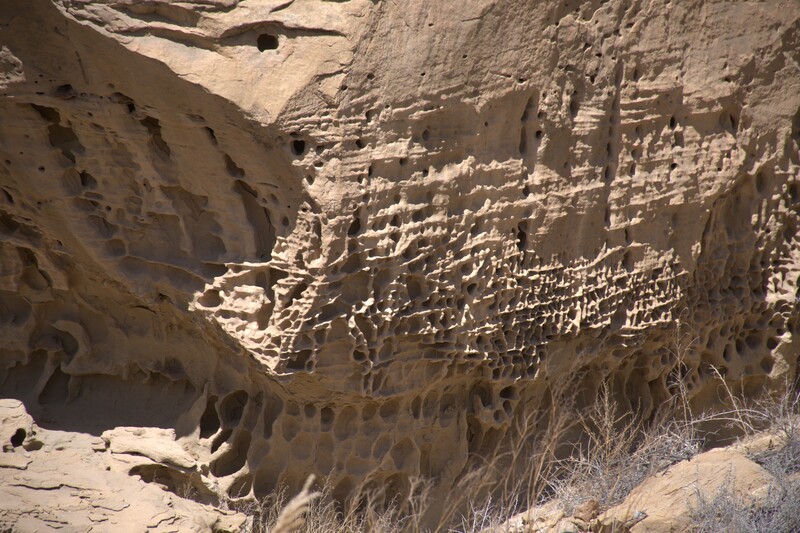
[505,425,800,533]
[1,0,799,528]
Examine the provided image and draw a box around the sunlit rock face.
[1,0,799,512]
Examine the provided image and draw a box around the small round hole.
[257,34,279,51]
[10,428,25,447]
[291,140,306,156]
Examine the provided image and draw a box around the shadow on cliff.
[0,0,301,438]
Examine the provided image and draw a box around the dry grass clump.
[236,474,422,533]
[747,384,800,477]
[551,382,701,515]
[233,385,575,533]
[689,382,800,533]
[231,375,800,533]
[690,477,800,533]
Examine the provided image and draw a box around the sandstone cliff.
[1,0,799,529]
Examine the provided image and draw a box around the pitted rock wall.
[1,0,799,515]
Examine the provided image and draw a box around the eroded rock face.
[0,400,244,530]
[1,0,799,514]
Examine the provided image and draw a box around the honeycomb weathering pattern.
[0,0,799,509]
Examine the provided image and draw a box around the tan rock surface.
[0,0,799,528]
[599,448,775,533]
[0,400,244,531]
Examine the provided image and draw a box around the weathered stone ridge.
[0,0,799,522]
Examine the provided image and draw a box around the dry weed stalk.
[270,475,320,533]
[552,379,698,515]
[687,373,800,532]
[440,379,580,532]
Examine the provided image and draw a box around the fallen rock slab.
[598,449,776,533]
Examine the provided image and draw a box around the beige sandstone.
[1,0,799,529]
[599,448,776,532]
[500,442,787,533]
[0,400,244,531]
